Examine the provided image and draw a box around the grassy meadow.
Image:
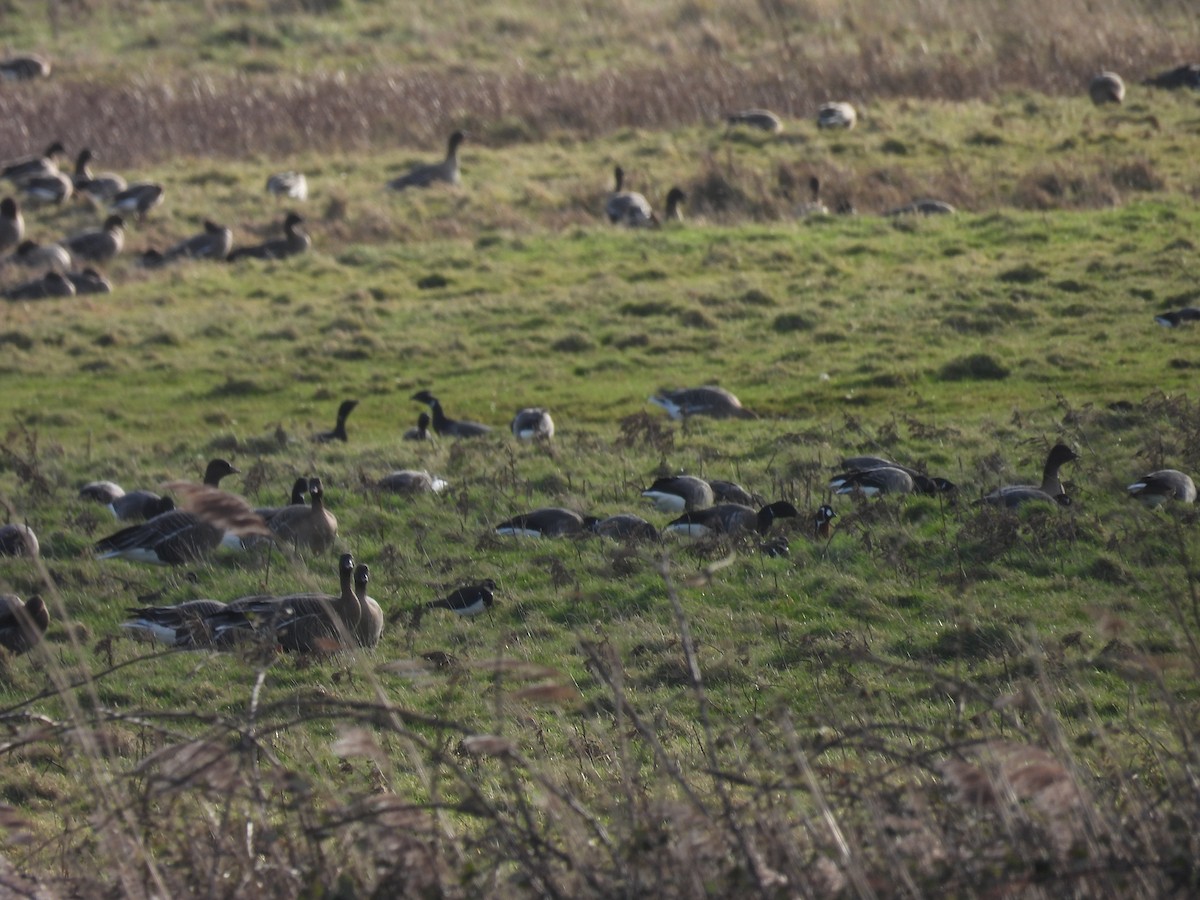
[1,0,1200,896]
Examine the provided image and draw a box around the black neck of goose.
[427,400,450,432]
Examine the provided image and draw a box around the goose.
[641,475,714,513]
[227,211,310,261]
[885,199,956,216]
[4,271,75,301]
[65,268,112,295]
[378,470,449,494]
[80,477,178,521]
[19,170,73,205]
[72,149,127,203]
[977,443,1078,508]
[387,130,465,190]
[0,55,51,81]
[403,412,433,441]
[110,182,164,221]
[0,595,49,654]
[314,399,359,443]
[94,459,248,564]
[0,523,38,557]
[494,507,596,537]
[266,477,338,554]
[254,477,310,523]
[649,386,755,420]
[1127,469,1196,506]
[425,579,495,618]
[817,102,857,129]
[830,466,956,497]
[813,504,836,540]
[63,215,124,264]
[411,390,491,437]
[10,240,71,272]
[664,500,799,538]
[266,171,308,202]
[1089,71,1126,105]
[591,513,660,542]
[1142,64,1200,90]
[146,220,233,265]
[725,109,783,133]
[605,165,655,227]
[121,598,230,647]
[707,479,760,507]
[353,563,384,647]
[0,198,24,255]
[1,142,65,184]
[1154,307,1200,328]
[511,408,554,440]
[796,176,829,216]
[663,187,686,223]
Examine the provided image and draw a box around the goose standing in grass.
[1,142,65,184]
[411,390,491,437]
[266,477,339,554]
[72,149,127,203]
[664,500,798,538]
[425,579,495,618]
[121,598,230,647]
[353,563,383,647]
[641,475,714,513]
[0,595,49,654]
[0,523,39,557]
[19,169,73,205]
[495,508,596,537]
[110,182,164,222]
[977,443,1078,508]
[388,131,465,190]
[314,399,359,443]
[817,102,857,129]
[403,412,433,441]
[725,109,783,133]
[605,165,656,227]
[10,240,71,272]
[0,55,50,81]
[511,408,554,440]
[0,198,24,255]
[1127,469,1196,506]
[591,514,660,542]
[4,271,75,301]
[378,470,448,494]
[227,211,310,261]
[267,171,308,202]
[885,199,956,216]
[63,215,124,265]
[796,176,829,216]
[649,385,755,420]
[66,268,112,294]
[144,219,233,265]
[1154,307,1200,327]
[1089,71,1126,105]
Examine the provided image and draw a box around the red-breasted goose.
[412,390,491,437]
[314,399,358,443]
[641,475,714,513]
[227,211,310,261]
[267,171,308,201]
[726,109,783,133]
[378,470,449,494]
[426,579,495,618]
[0,523,39,557]
[0,55,50,81]
[1089,71,1126,105]
[0,594,48,653]
[403,412,432,441]
[649,386,755,420]
[0,198,24,255]
[63,215,124,264]
[72,149,127,203]
[388,131,465,190]
[110,182,164,221]
[605,165,655,226]
[817,102,857,129]
[495,508,596,537]
[1,142,65,184]
[1127,469,1196,506]
[4,271,75,301]
[266,477,338,554]
[814,504,836,540]
[664,501,799,538]
[511,408,554,440]
[977,443,1077,508]
[353,564,383,647]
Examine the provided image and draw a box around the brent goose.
[110,182,164,221]
[649,386,755,420]
[977,443,1077,508]
[1127,469,1196,506]
[511,408,555,440]
[72,149,127,203]
[725,109,783,133]
[267,171,308,201]
[353,563,383,648]
[66,268,112,294]
[63,215,124,264]
[1,142,65,184]
[403,412,433,441]
[426,579,496,618]
[378,470,449,494]
[591,514,660,542]
[412,390,491,437]
[227,211,310,261]
[388,131,465,190]
[11,240,71,272]
[80,477,177,521]
[605,165,655,227]
[0,594,49,654]
[0,197,24,255]
[145,220,234,265]
[0,55,50,81]
[0,523,39,557]
[314,399,359,443]
[641,475,714,513]
[121,598,230,647]
[1089,71,1126,105]
[1154,307,1200,328]
[266,477,339,554]
[817,102,857,129]
[4,271,75,301]
[796,176,829,216]
[495,508,596,537]
[664,501,799,538]
[19,170,73,205]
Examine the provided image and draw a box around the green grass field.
[1,1,1199,896]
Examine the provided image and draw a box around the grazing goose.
[411,390,491,437]
[313,399,359,443]
[267,171,308,202]
[885,199,956,216]
[1142,63,1200,90]
[66,268,112,295]
[796,176,829,216]
[145,219,234,265]
[641,475,715,513]
[649,386,755,420]
[387,130,465,190]
[0,198,24,255]
[817,102,857,129]
[378,470,449,494]
[0,595,49,654]
[813,504,836,540]
[1089,71,1126,105]
[663,187,686,223]
[353,563,384,647]
[72,149,127,203]
[19,170,73,205]
[121,598,230,647]
[591,513,660,542]
[708,479,759,507]
[0,523,39,557]
[1,142,65,184]
[977,443,1078,508]
[10,240,71,272]
[63,215,124,264]
[830,466,956,497]
[266,477,339,554]
[110,182,164,221]
[511,408,555,440]
[725,109,783,133]
[426,579,496,618]
[605,165,655,227]
[494,507,596,537]
[0,55,50,81]
[664,501,799,538]
[80,477,178,521]
[1154,307,1200,328]
[1127,469,1196,506]
[4,271,75,301]
[403,412,433,441]
[227,211,310,261]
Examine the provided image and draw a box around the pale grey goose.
[494,508,596,537]
[19,170,73,205]
[817,102,857,129]
[1089,71,1126,105]
[353,563,384,647]
[11,240,71,272]
[649,386,755,420]
[1,141,65,183]
[0,523,39,557]
[144,219,233,265]
[388,131,465,190]
[266,477,338,554]
[378,470,448,494]
[66,268,112,295]
[511,408,554,440]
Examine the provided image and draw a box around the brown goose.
[20,170,73,205]
[353,564,383,647]
[796,176,829,217]
[494,508,596,537]
[266,171,308,201]
[4,271,75,301]
[1089,71,1126,105]
[63,215,124,264]
[0,595,49,654]
[0,197,24,255]
[72,149,127,203]
[649,386,755,420]
[378,470,449,494]
[977,444,1077,508]
[0,523,39,557]
[885,199,956,216]
[388,131,465,190]
[227,211,310,261]
[266,477,338,554]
